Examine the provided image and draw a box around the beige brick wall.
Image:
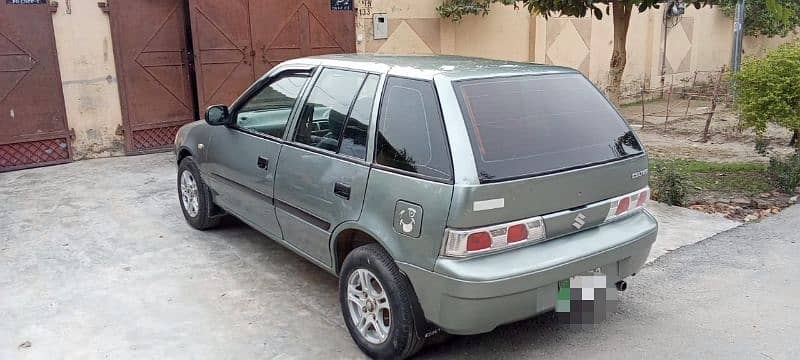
[356,1,799,98]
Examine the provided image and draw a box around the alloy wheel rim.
[180,170,200,218]
[346,268,392,344]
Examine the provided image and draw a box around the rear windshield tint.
[454,73,642,182]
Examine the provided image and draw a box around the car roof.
[281,54,578,81]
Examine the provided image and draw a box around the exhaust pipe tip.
[615,280,628,292]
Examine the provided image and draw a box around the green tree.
[732,42,800,150]
[437,0,713,104]
[720,0,800,37]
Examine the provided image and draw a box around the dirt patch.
[627,98,799,221]
[620,99,796,163]
[687,191,798,222]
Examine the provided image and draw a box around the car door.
[274,68,381,267]
[203,68,313,240]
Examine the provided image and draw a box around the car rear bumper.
[398,210,657,335]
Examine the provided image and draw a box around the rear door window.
[294,68,366,152]
[375,77,452,182]
[454,73,643,182]
[339,74,379,160]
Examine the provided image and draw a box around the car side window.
[294,68,366,153]
[375,77,452,181]
[235,73,309,138]
[339,74,379,160]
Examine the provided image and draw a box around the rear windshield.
[454,73,642,182]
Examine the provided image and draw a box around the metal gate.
[106,0,356,153]
[0,2,71,172]
[108,0,196,154]
[188,0,356,111]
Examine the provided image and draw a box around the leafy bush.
[650,162,688,206]
[767,153,800,193]
[733,42,800,150]
[754,136,771,156]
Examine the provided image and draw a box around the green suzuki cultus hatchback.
[174,54,657,359]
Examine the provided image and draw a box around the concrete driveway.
[1,153,796,359]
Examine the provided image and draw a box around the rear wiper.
[610,130,642,157]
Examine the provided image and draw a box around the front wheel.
[178,157,221,230]
[339,244,424,359]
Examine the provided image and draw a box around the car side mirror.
[205,105,230,126]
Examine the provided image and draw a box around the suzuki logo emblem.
[572,213,586,230]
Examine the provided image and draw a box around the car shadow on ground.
[209,216,341,292]
[418,313,563,358]
[416,305,644,359]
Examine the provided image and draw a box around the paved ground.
[644,201,739,263]
[1,153,797,359]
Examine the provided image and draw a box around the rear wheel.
[339,244,424,359]
[178,157,221,230]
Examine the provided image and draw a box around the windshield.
[453,73,643,182]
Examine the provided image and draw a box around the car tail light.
[443,217,546,257]
[615,197,631,215]
[466,232,491,251]
[606,187,650,222]
[637,189,649,207]
[506,224,528,243]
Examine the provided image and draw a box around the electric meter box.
[373,13,388,40]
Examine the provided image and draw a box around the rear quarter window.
[375,77,452,182]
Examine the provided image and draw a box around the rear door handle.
[257,156,269,170]
[334,182,351,200]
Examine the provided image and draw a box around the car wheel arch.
[330,223,396,275]
[177,147,193,165]
[331,223,433,340]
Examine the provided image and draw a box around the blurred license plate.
[556,268,617,324]
[558,269,606,296]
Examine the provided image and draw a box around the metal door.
[203,69,314,241]
[273,68,372,267]
[0,2,71,172]
[108,0,196,154]
[188,0,356,111]
[204,128,284,240]
[249,0,357,76]
[187,0,255,112]
[274,147,370,267]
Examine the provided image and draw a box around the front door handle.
[257,156,269,170]
[334,182,351,200]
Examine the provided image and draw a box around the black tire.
[177,157,221,230]
[339,244,425,359]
